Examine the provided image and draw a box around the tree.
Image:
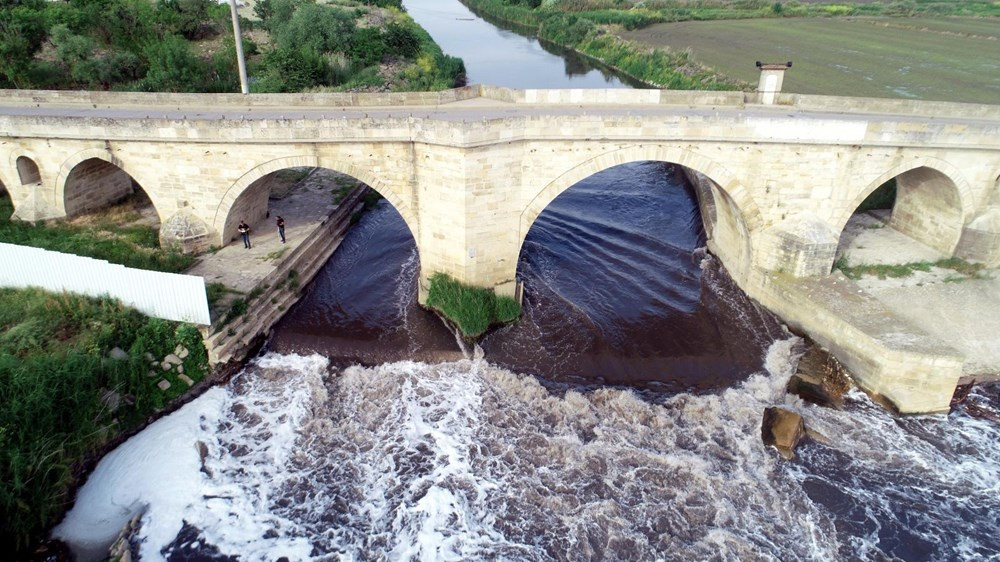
[0,1,48,87]
[273,3,355,55]
[141,34,207,92]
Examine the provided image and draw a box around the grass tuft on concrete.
[835,256,985,280]
[425,272,521,339]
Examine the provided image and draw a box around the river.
[53,1,1000,560]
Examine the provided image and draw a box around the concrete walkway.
[186,169,361,294]
[838,212,1000,378]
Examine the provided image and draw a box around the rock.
[787,344,851,409]
[144,352,156,362]
[157,379,171,391]
[161,361,172,371]
[965,402,1000,425]
[178,374,194,387]
[100,389,121,412]
[109,347,129,361]
[175,344,189,359]
[762,407,806,459]
[951,383,974,407]
[30,539,72,561]
[195,441,212,477]
[164,353,182,365]
[108,513,142,562]
[147,370,158,378]
[177,364,184,374]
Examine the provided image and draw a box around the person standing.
[276,215,286,244]
[238,220,252,249]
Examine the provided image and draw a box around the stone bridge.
[2,85,999,412]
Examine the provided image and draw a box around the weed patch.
[0,288,208,554]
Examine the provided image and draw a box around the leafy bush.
[256,46,336,92]
[350,27,388,67]
[141,34,208,92]
[272,3,355,54]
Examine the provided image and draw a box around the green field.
[621,17,1000,103]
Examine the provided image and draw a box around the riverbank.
[458,0,748,90]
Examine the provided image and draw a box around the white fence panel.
[0,243,210,325]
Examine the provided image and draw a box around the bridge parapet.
[4,87,1000,121]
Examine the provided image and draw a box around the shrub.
[141,34,208,92]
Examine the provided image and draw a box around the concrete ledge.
[753,271,963,414]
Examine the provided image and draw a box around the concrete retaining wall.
[202,186,368,365]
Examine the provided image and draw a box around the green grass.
[425,273,521,339]
[0,287,209,554]
[0,194,195,273]
[835,256,985,280]
[620,17,1000,103]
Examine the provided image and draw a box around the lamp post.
[228,0,249,95]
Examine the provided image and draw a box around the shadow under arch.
[56,148,163,219]
[214,156,419,247]
[517,146,761,282]
[16,156,41,185]
[835,159,972,255]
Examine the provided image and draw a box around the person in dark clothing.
[238,220,251,249]
[276,216,286,243]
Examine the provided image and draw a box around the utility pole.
[228,0,249,95]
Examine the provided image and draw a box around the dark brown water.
[270,162,785,393]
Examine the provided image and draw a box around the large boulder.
[762,407,806,459]
[787,344,852,409]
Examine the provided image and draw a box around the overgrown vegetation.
[425,272,521,339]
[1,0,464,93]
[0,193,195,273]
[0,287,209,554]
[834,255,986,280]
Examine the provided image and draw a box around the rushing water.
[52,0,1000,560]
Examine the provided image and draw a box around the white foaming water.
[53,342,1000,561]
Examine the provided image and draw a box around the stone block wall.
[63,158,134,216]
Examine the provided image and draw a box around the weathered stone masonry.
[1,86,999,412]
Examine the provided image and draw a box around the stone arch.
[16,156,41,185]
[56,148,161,219]
[517,145,761,282]
[836,158,972,255]
[5,149,54,220]
[214,155,419,247]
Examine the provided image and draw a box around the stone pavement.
[838,210,1000,378]
[185,169,362,294]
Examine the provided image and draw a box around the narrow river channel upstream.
[52,1,1000,560]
